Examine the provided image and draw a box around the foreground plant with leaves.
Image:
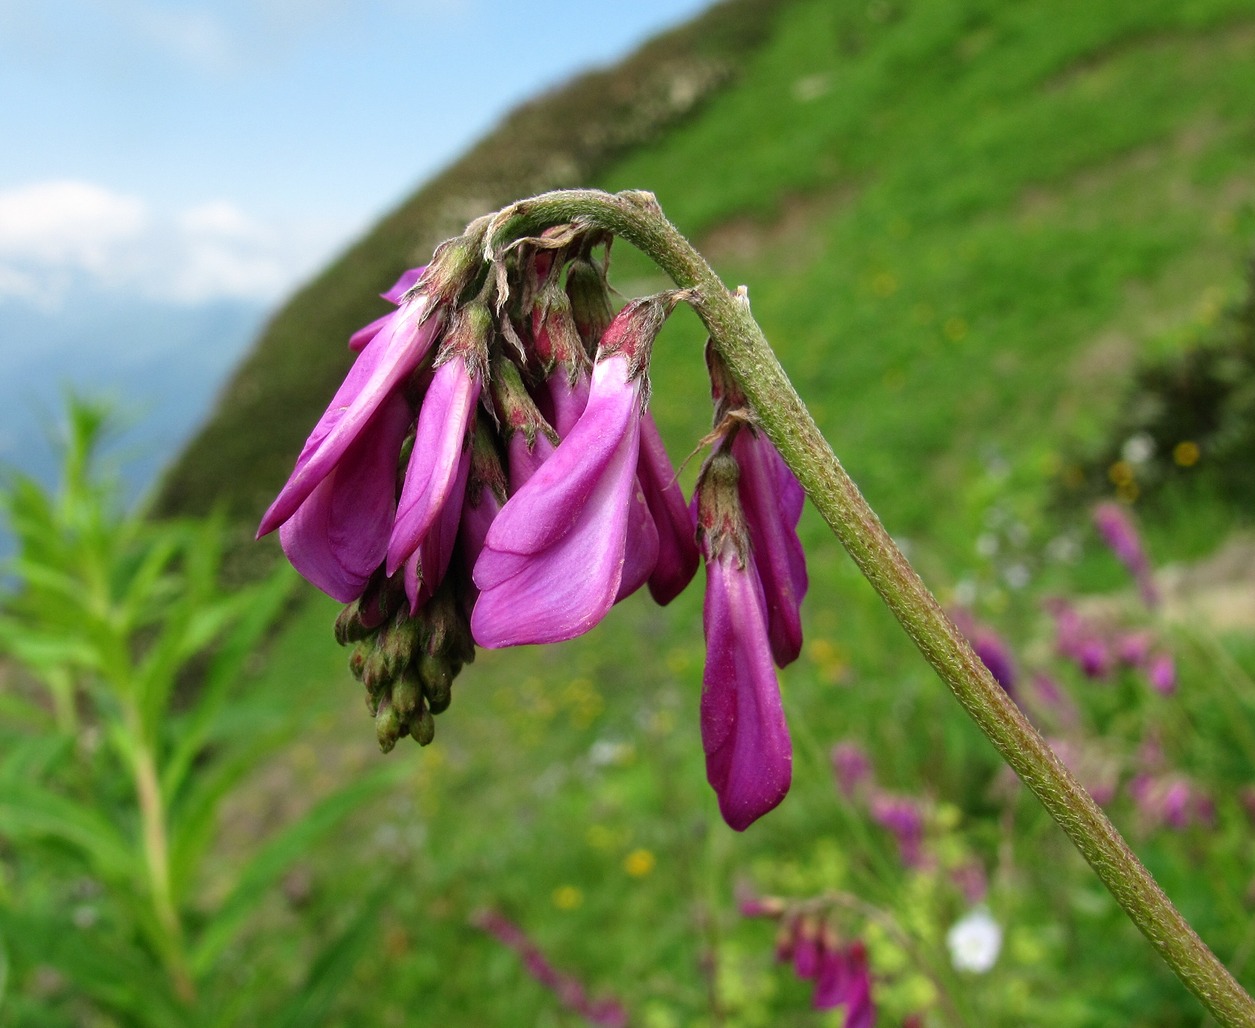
[258,188,1255,1025]
[0,402,390,1025]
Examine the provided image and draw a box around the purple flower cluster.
[258,223,807,829]
[471,909,628,1027]
[741,899,875,1025]
[1046,598,1176,695]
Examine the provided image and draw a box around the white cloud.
[0,179,348,307]
[0,180,148,267]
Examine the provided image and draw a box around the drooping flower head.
[256,207,798,829]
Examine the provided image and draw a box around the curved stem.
[490,189,1255,1025]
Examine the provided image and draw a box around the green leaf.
[161,566,296,805]
[0,926,9,1022]
[0,907,187,1028]
[189,769,396,976]
[0,781,138,887]
[271,885,389,1028]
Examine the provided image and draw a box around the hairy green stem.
[123,702,195,1004]
[489,189,1255,1025]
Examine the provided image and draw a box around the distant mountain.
[0,293,265,502]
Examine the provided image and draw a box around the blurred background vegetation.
[5,0,1255,1023]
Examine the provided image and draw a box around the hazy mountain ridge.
[0,293,264,497]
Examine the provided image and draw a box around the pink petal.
[387,358,481,574]
[276,392,411,601]
[507,426,559,492]
[637,413,697,605]
[701,542,793,831]
[479,355,637,560]
[471,355,642,646]
[457,480,504,599]
[732,431,807,667]
[382,266,425,303]
[615,478,659,602]
[544,369,591,437]
[348,310,395,353]
[258,296,439,537]
[348,267,428,352]
[403,444,471,611]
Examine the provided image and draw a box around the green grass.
[67,0,1255,1023]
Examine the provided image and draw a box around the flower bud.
[375,698,402,753]
[565,256,614,357]
[418,651,454,714]
[409,703,436,746]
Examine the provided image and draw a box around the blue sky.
[0,0,715,308]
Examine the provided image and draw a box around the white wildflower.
[947,906,1003,973]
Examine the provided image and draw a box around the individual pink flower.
[470,296,677,647]
[706,344,808,667]
[471,349,650,647]
[257,286,445,600]
[385,305,490,609]
[696,451,792,831]
[1093,501,1159,607]
[387,356,480,560]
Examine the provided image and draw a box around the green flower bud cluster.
[336,573,475,752]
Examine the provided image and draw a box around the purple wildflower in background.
[471,910,628,1028]
[813,940,874,1026]
[1093,501,1159,607]
[1046,598,1114,681]
[832,741,873,800]
[707,343,808,668]
[870,792,927,869]
[952,609,1018,701]
[743,899,876,1027]
[1129,772,1215,832]
[1146,651,1177,695]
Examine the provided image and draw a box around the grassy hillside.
[141,0,1255,1024]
